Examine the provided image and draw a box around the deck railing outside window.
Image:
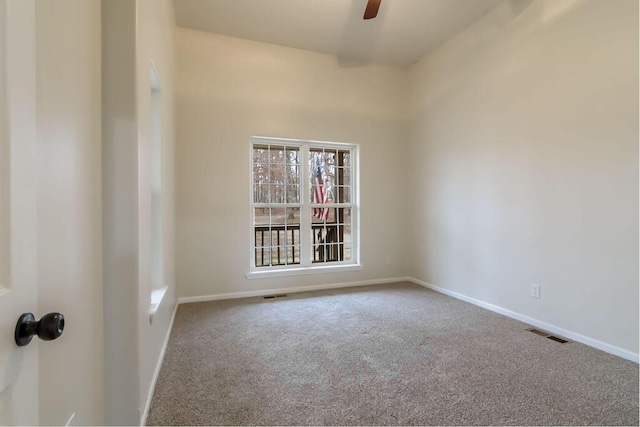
[251,138,357,270]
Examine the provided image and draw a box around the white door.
[0,0,39,424]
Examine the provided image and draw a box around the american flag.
[313,165,329,220]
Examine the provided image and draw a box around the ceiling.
[173,0,505,67]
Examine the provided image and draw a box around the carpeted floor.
[147,282,639,426]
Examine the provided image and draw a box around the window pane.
[255,231,269,250]
[270,146,285,163]
[271,208,286,225]
[271,245,284,265]
[308,148,351,205]
[254,208,269,226]
[310,207,353,263]
[270,185,284,203]
[257,243,302,267]
[342,151,350,167]
[286,147,300,165]
[286,247,295,264]
[253,164,267,184]
[286,207,300,225]
[285,185,299,203]
[260,247,271,266]
[253,184,267,203]
[340,208,351,243]
[270,163,285,185]
[343,244,352,261]
[309,166,333,203]
[311,208,335,224]
[286,165,299,185]
[285,228,298,246]
[336,167,351,187]
[325,150,336,166]
[326,184,336,203]
[255,248,264,266]
[338,186,351,203]
[311,224,338,263]
[252,146,268,164]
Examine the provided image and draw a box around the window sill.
[149,286,168,321]
[245,263,363,280]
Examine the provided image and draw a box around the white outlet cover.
[531,284,540,298]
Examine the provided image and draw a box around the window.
[149,64,166,316]
[249,136,359,277]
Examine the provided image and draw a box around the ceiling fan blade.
[363,0,381,20]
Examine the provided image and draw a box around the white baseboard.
[177,277,408,304]
[407,277,639,364]
[140,301,179,426]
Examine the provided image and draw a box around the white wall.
[136,0,177,423]
[36,0,104,424]
[103,0,177,424]
[407,0,638,354]
[102,1,140,422]
[175,28,409,298]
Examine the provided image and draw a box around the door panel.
[0,0,38,424]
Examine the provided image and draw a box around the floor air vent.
[263,294,287,299]
[527,328,569,344]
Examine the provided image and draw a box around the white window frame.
[246,136,361,279]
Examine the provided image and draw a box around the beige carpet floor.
[147,282,639,426]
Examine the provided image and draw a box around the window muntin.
[251,138,358,271]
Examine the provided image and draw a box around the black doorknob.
[14,312,65,347]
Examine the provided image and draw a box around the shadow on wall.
[507,0,535,17]
[336,0,384,68]
[503,0,585,28]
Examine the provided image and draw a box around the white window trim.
[245,264,363,280]
[247,136,360,278]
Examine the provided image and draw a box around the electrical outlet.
[385,255,392,265]
[531,284,540,299]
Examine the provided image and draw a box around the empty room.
[150,0,639,424]
[0,0,637,426]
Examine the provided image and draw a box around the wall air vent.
[263,294,287,299]
[527,328,569,344]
